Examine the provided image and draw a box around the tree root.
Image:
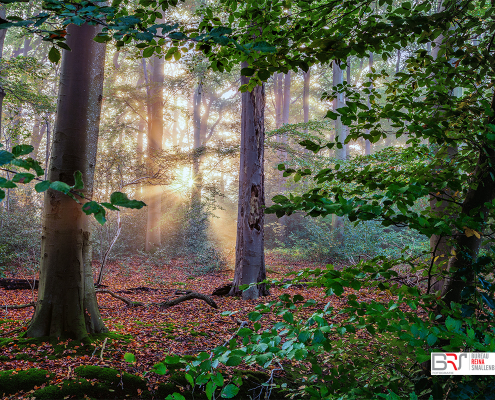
[95,289,218,309]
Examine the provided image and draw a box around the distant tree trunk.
[303,69,310,133]
[145,55,164,252]
[365,53,373,155]
[332,60,346,236]
[30,115,46,159]
[333,61,345,159]
[25,23,107,340]
[345,58,351,157]
[282,72,291,126]
[0,6,7,135]
[275,73,283,129]
[229,63,268,300]
[192,81,203,206]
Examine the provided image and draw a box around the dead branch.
[95,289,218,309]
[0,302,36,309]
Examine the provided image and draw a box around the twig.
[0,302,36,310]
[100,337,108,360]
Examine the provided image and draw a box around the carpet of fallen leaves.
[0,255,390,398]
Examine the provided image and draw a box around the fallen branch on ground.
[95,289,218,309]
[0,302,36,310]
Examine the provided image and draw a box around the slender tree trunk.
[30,114,46,159]
[275,73,283,129]
[145,55,164,251]
[332,61,346,236]
[25,23,107,340]
[0,6,7,135]
[303,69,310,133]
[230,63,268,300]
[192,81,203,206]
[364,53,373,155]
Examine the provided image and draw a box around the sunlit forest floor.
[0,256,394,399]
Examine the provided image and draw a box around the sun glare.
[170,166,195,196]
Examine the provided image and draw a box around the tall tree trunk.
[428,0,459,294]
[332,61,346,236]
[0,6,7,135]
[303,69,310,133]
[30,114,46,159]
[364,53,373,155]
[229,63,268,300]
[25,23,107,340]
[275,73,282,129]
[192,81,203,206]
[145,55,164,251]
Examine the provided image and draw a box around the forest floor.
[0,255,390,399]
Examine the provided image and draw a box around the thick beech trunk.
[26,23,107,339]
[145,55,164,251]
[230,64,268,300]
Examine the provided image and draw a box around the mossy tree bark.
[25,23,107,340]
[230,64,269,300]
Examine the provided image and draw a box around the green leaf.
[12,173,35,184]
[11,144,33,157]
[258,69,270,81]
[205,381,215,400]
[110,192,146,209]
[225,355,242,366]
[143,47,155,57]
[48,47,61,63]
[241,67,255,76]
[153,362,167,375]
[101,202,120,211]
[35,180,51,193]
[221,384,240,398]
[124,353,136,363]
[0,177,15,188]
[72,171,84,190]
[166,393,186,400]
[0,150,14,165]
[82,201,106,225]
[50,181,71,194]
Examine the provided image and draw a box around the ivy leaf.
[110,192,146,209]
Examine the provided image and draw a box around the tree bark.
[25,23,107,340]
[145,55,164,251]
[229,63,268,300]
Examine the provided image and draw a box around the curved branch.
[95,289,218,310]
